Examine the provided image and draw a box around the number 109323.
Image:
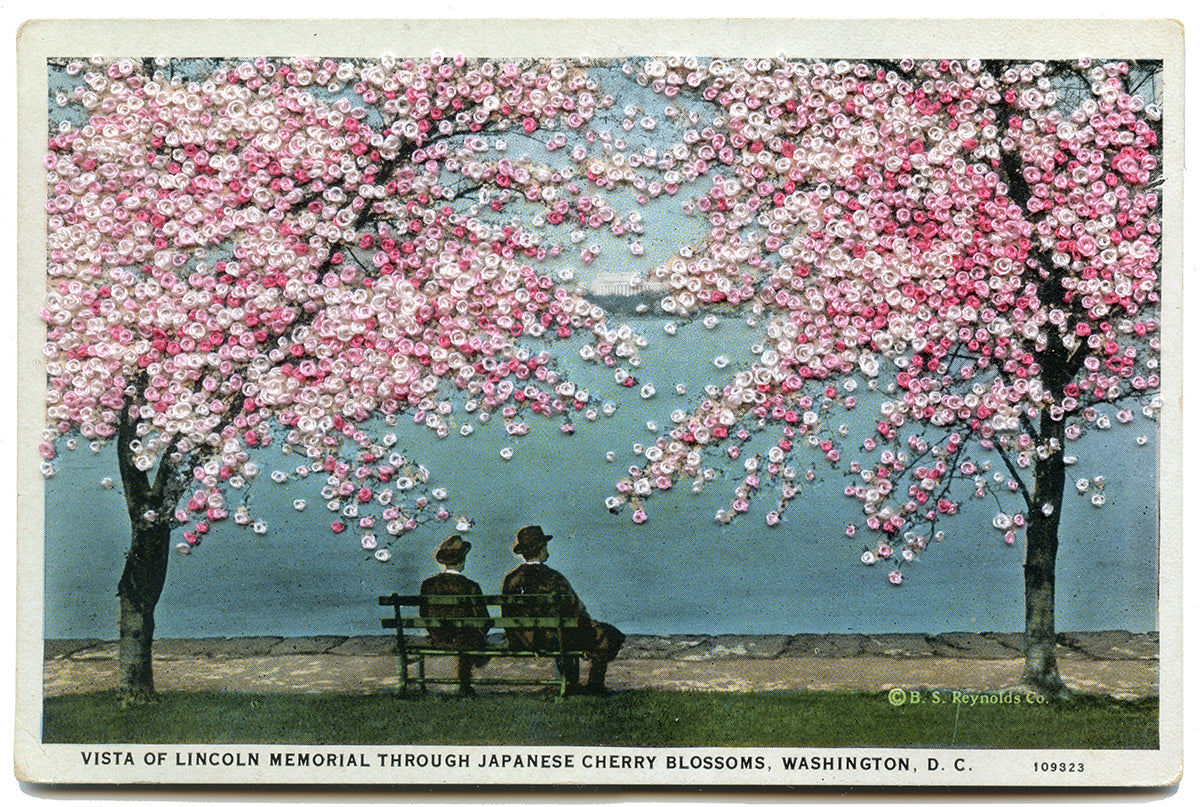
[1033,761,1085,773]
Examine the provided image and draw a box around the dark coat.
[501,562,624,662]
[419,572,492,651]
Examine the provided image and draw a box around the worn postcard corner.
[15,17,1182,790]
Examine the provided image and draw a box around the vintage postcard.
[14,17,1182,788]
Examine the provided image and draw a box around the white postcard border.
[14,17,1184,789]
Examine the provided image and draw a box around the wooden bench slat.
[410,676,565,687]
[379,594,568,606]
[391,647,585,657]
[382,617,582,629]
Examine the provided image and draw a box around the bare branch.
[993,440,1035,512]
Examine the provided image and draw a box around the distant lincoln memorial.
[586,272,669,297]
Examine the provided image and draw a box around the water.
[42,315,1160,640]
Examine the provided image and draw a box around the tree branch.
[993,440,1035,512]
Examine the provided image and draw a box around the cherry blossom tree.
[41,54,1160,699]
[41,54,638,699]
[611,56,1162,695]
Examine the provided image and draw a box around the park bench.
[379,593,586,697]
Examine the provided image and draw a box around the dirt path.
[43,633,1158,699]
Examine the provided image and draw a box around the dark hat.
[434,535,471,566]
[513,525,552,557]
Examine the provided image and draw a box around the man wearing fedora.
[501,525,625,694]
[420,535,492,695]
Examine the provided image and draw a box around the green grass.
[43,690,1158,749]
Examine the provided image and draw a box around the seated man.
[420,535,492,695]
[501,525,624,694]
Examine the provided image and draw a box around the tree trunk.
[1022,411,1068,697]
[114,404,181,701]
[116,517,172,701]
[996,116,1079,697]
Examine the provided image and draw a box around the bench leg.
[457,655,476,696]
